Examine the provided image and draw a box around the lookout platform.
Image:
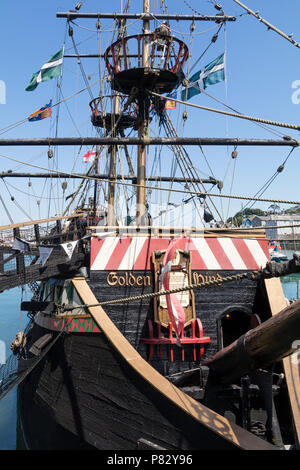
[104,33,189,94]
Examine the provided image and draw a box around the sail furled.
[181,53,225,101]
[25,47,64,91]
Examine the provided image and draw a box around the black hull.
[19,324,241,450]
[17,272,282,451]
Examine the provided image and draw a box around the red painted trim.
[259,239,271,261]
[90,238,106,268]
[232,238,258,269]
[205,238,234,270]
[189,240,208,270]
[104,237,132,270]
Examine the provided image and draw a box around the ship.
[0,0,300,452]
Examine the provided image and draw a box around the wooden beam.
[0,137,299,146]
[264,278,300,448]
[0,213,82,232]
[56,12,237,22]
[0,252,85,293]
[202,297,300,383]
[71,277,277,450]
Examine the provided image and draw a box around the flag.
[83,150,96,163]
[25,47,64,92]
[165,91,177,110]
[204,209,214,223]
[12,237,30,252]
[28,100,52,122]
[160,237,190,342]
[60,240,78,260]
[181,53,225,101]
[38,245,54,266]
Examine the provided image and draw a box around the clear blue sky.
[0,0,300,224]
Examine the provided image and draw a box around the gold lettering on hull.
[107,272,151,287]
[192,272,223,286]
[106,271,225,287]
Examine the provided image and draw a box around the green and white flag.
[181,53,225,101]
[25,47,64,92]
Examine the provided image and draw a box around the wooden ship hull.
[1,0,300,453]
[15,229,299,450]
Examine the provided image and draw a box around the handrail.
[104,33,189,75]
[0,213,83,233]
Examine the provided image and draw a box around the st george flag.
[25,47,64,91]
[160,237,191,343]
[181,53,225,101]
[83,150,96,163]
[28,100,52,122]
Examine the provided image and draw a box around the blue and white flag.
[181,53,225,101]
[39,245,54,266]
[12,237,30,253]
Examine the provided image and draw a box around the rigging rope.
[57,271,254,312]
[1,152,300,207]
[233,0,300,50]
[242,147,296,212]
[150,91,300,132]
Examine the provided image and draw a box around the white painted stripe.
[200,63,224,81]
[191,238,221,269]
[244,239,269,269]
[37,59,63,83]
[217,238,247,270]
[118,237,147,270]
[92,237,120,270]
[40,58,63,71]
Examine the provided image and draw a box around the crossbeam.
[0,137,298,146]
[56,12,236,22]
[0,172,218,185]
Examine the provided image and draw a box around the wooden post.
[264,278,300,448]
[13,227,25,275]
[202,296,300,384]
[136,0,150,226]
[0,250,3,274]
[34,224,40,245]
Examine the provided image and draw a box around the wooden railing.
[0,213,92,291]
[104,33,189,76]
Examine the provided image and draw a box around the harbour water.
[0,252,299,449]
[0,287,28,450]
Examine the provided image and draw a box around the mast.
[136,0,150,226]
[107,97,120,225]
[107,1,123,226]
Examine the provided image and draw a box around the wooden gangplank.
[265,277,300,448]
[72,277,278,450]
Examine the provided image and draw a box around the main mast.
[136,0,150,226]
[53,5,236,226]
[107,0,123,226]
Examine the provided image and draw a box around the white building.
[252,214,300,241]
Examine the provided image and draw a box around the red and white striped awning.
[90,236,269,271]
